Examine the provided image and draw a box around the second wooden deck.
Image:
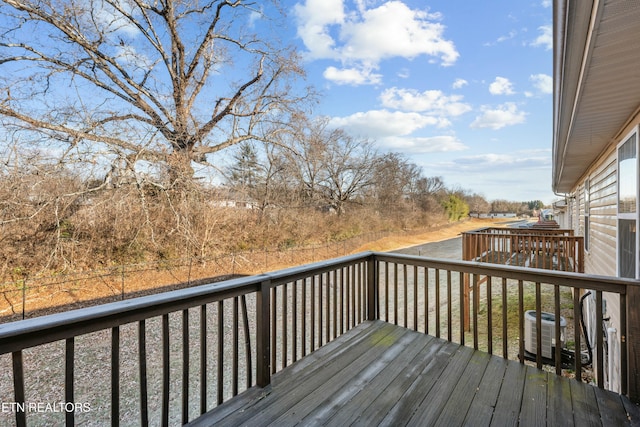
[189,320,639,426]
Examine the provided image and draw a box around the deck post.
[461,233,471,331]
[626,284,640,403]
[367,255,378,321]
[257,279,271,387]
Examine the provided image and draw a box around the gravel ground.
[393,236,464,259]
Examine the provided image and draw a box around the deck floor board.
[188,320,640,427]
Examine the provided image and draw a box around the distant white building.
[469,212,517,219]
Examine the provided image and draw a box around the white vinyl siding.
[586,156,618,277]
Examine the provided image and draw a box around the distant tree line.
[0,125,544,280]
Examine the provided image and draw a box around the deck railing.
[0,252,638,426]
[462,227,584,273]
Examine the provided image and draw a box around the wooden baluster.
[271,287,277,373]
[487,276,493,355]
[554,285,562,376]
[282,284,288,368]
[162,314,170,426]
[596,290,604,388]
[518,280,524,364]
[403,264,408,329]
[65,338,75,427]
[435,269,441,338]
[199,308,206,415]
[139,320,149,425]
[293,281,298,362]
[332,270,338,339]
[112,326,120,426]
[413,265,418,331]
[183,309,190,423]
[447,270,452,342]
[502,278,508,360]
[12,351,26,427]
[536,283,542,369]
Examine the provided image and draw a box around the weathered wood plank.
[463,356,509,426]
[351,338,452,426]
[432,350,492,426]
[219,323,408,426]
[296,330,432,425]
[546,370,574,427]
[570,378,602,427]
[594,386,637,426]
[519,366,548,427]
[189,320,388,426]
[403,345,476,426]
[490,359,527,426]
[323,332,434,426]
[270,328,414,425]
[377,342,466,426]
[621,395,640,425]
[269,319,379,386]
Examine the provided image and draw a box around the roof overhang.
[553,0,640,193]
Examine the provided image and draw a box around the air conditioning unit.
[524,310,566,360]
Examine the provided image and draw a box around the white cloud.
[497,30,517,43]
[397,68,411,79]
[295,1,459,85]
[381,135,468,153]
[294,0,345,59]
[530,73,552,95]
[330,109,446,137]
[531,25,552,50]
[452,78,468,89]
[541,0,552,8]
[115,45,151,69]
[379,87,471,116]
[470,103,526,130]
[489,77,515,95]
[91,0,141,37]
[339,2,458,65]
[484,30,517,47]
[451,152,550,170]
[323,66,382,85]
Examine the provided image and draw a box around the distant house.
[553,0,640,393]
[211,199,255,209]
[551,199,568,228]
[208,189,257,209]
[469,212,517,219]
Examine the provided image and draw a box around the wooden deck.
[188,320,640,426]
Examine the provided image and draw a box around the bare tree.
[372,152,420,211]
[0,0,309,189]
[321,131,377,214]
[279,116,377,214]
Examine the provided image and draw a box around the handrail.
[374,253,629,293]
[0,252,372,354]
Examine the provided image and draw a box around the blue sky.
[286,0,554,204]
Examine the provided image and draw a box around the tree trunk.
[167,150,196,195]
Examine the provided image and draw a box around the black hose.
[580,291,593,366]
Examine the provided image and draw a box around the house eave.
[553,0,640,193]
